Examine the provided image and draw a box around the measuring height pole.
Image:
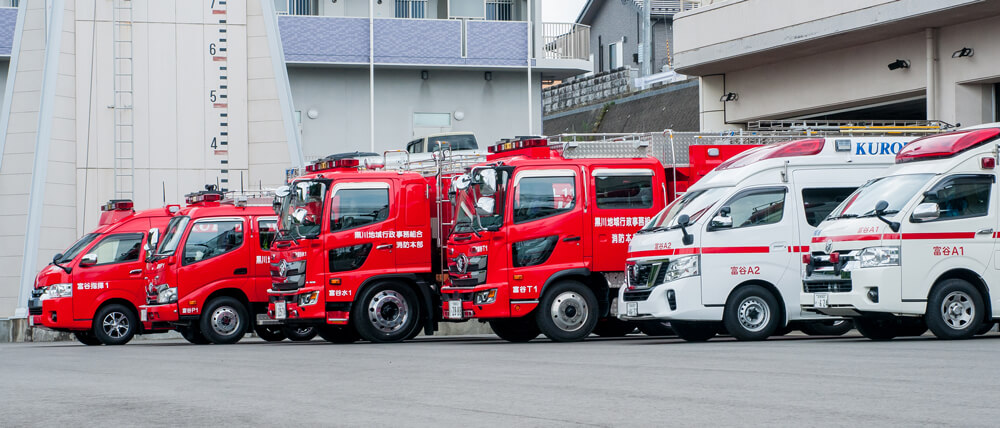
[369,0,375,152]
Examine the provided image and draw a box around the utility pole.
[642,0,652,76]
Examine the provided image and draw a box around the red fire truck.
[139,188,299,344]
[29,200,179,345]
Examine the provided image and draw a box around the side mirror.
[912,202,941,221]
[146,228,160,253]
[79,253,98,267]
[477,169,497,196]
[292,207,309,225]
[874,200,889,215]
[275,185,291,198]
[873,200,900,232]
[475,197,495,215]
[710,215,733,229]
[676,214,694,246]
[272,197,282,215]
[52,253,63,264]
[453,174,472,191]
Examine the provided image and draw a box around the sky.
[542,0,589,23]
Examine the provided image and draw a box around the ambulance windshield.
[641,187,730,232]
[828,174,935,220]
[278,180,327,239]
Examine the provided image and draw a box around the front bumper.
[40,297,90,330]
[139,303,179,330]
[440,283,533,320]
[801,266,924,316]
[616,276,722,322]
[267,287,347,325]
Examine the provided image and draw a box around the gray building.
[576,0,693,75]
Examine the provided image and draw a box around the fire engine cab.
[30,200,179,345]
[619,135,923,341]
[803,125,1000,340]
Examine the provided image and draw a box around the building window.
[413,113,451,128]
[396,0,426,18]
[275,0,317,16]
[608,42,619,70]
[486,0,513,21]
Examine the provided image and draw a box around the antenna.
[240,171,244,193]
[162,182,166,205]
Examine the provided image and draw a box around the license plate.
[140,308,147,322]
[29,316,34,326]
[814,293,829,309]
[448,300,463,319]
[275,301,287,320]
[626,302,638,317]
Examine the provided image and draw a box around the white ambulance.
[802,124,1000,340]
[617,136,919,341]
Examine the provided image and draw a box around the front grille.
[804,281,852,293]
[28,306,42,316]
[31,289,44,298]
[623,290,652,301]
[448,255,488,287]
[627,262,666,289]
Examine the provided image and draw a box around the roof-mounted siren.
[185,185,225,205]
[306,152,368,173]
[487,137,548,154]
[716,138,825,170]
[101,199,134,212]
[895,128,1000,164]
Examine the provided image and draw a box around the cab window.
[183,220,244,265]
[595,175,653,209]
[88,233,143,265]
[513,175,576,223]
[719,188,786,229]
[259,219,277,250]
[330,188,390,231]
[802,188,855,226]
[917,175,992,220]
[406,139,424,154]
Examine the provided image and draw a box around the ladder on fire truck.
[112,0,135,200]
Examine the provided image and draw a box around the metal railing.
[0,0,17,8]
[276,0,317,16]
[395,0,427,19]
[542,23,591,60]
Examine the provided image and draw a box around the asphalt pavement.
[2,332,999,427]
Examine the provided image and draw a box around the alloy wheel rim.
[211,306,241,336]
[369,290,409,333]
[102,311,130,339]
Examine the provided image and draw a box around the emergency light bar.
[185,190,224,205]
[717,138,825,170]
[101,199,134,211]
[488,138,548,154]
[895,128,1000,164]
[306,158,361,172]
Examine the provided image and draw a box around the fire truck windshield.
[828,173,935,220]
[641,187,730,232]
[454,168,506,234]
[155,216,190,256]
[278,180,327,239]
[55,233,100,263]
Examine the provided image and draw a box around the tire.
[199,297,249,344]
[179,325,211,345]
[799,319,854,336]
[488,317,540,342]
[976,321,996,335]
[317,325,359,344]
[535,280,599,342]
[254,324,287,342]
[74,331,103,346]
[671,321,717,342]
[722,285,781,341]
[854,317,898,341]
[92,304,137,345]
[926,279,984,340]
[352,282,422,343]
[637,320,674,337]
[283,325,318,342]
[592,318,637,337]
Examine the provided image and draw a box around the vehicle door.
[590,167,660,273]
[251,216,278,302]
[325,180,396,303]
[507,168,585,302]
[901,174,996,301]
[71,232,146,318]
[175,217,250,316]
[699,186,797,306]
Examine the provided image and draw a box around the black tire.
[74,331,103,346]
[925,279,984,340]
[976,321,996,335]
[637,320,674,337]
[283,325,318,342]
[317,325,359,344]
[535,280,599,342]
[854,317,899,341]
[92,304,137,345]
[722,285,781,341]
[799,319,854,336]
[352,282,422,343]
[179,325,211,345]
[671,321,717,342]
[488,317,540,342]
[592,318,637,337]
[254,325,286,342]
[771,324,793,336]
[199,297,249,344]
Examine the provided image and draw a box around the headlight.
[298,291,319,306]
[156,285,178,304]
[47,283,73,298]
[858,246,900,268]
[474,289,497,305]
[663,255,700,282]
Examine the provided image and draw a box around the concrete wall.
[287,67,542,159]
[543,67,636,114]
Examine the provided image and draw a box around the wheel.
[73,331,102,346]
[535,280,599,342]
[637,320,674,337]
[199,297,249,344]
[926,279,984,340]
[92,304,137,345]
[854,317,899,341]
[976,321,996,335]
[254,324,287,342]
[282,325,318,342]
[671,321,717,342]
[799,319,854,336]
[178,325,211,345]
[352,282,421,343]
[592,318,637,337]
[488,317,540,342]
[723,285,781,341]
[317,325,359,344]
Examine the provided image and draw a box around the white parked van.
[618,136,919,341]
[802,125,1000,340]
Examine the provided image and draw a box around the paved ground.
[3,332,1000,427]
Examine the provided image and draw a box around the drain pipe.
[926,28,937,120]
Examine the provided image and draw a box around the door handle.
[562,236,581,242]
[377,244,394,250]
[233,268,248,275]
[129,269,142,275]
[977,228,993,235]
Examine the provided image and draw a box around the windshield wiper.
[828,213,859,220]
